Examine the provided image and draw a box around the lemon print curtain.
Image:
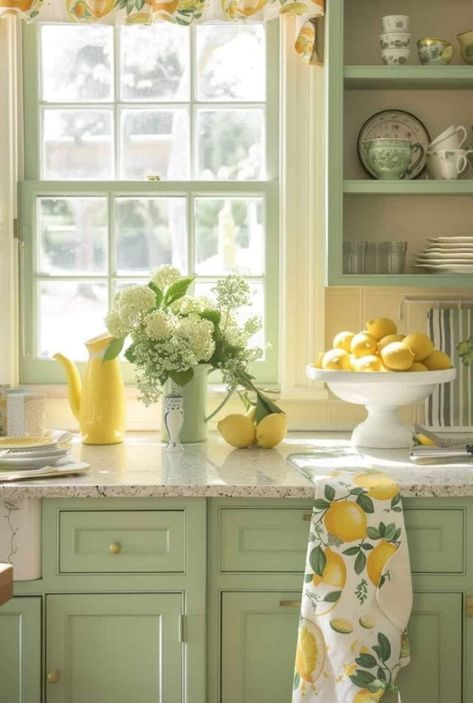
[0,0,325,63]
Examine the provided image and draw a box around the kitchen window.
[19,20,279,384]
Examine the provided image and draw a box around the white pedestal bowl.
[306,366,456,449]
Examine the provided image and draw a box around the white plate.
[0,450,71,470]
[428,236,473,243]
[0,462,90,482]
[421,249,473,255]
[0,430,71,452]
[417,256,473,262]
[415,263,473,272]
[0,447,70,460]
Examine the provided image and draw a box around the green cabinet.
[0,597,42,703]
[219,591,463,703]
[45,593,183,703]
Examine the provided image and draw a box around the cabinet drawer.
[219,507,464,574]
[59,510,185,573]
[219,508,311,572]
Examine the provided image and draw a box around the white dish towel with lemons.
[292,469,412,703]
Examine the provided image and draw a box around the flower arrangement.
[458,336,473,367]
[104,266,283,421]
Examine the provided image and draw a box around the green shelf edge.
[327,273,473,287]
[344,180,473,195]
[344,65,473,90]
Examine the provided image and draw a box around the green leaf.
[164,276,194,306]
[309,545,326,577]
[392,506,402,513]
[124,344,137,363]
[200,309,221,327]
[384,523,397,540]
[255,392,283,423]
[148,281,163,307]
[393,528,402,541]
[350,487,365,495]
[313,499,330,511]
[367,527,380,540]
[377,667,387,682]
[343,546,360,556]
[169,368,194,386]
[135,0,144,8]
[350,671,376,688]
[103,337,124,361]
[355,551,366,575]
[378,522,386,537]
[324,485,336,502]
[361,542,373,550]
[391,492,401,508]
[324,590,341,603]
[355,654,377,669]
[293,672,300,690]
[377,633,391,662]
[304,573,313,583]
[356,494,375,514]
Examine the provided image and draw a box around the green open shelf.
[344,65,473,90]
[344,180,473,195]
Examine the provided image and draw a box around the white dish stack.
[380,15,411,65]
[416,236,473,273]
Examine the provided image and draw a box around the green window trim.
[19,21,280,385]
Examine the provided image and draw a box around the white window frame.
[0,15,327,429]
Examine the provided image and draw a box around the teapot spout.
[53,353,81,420]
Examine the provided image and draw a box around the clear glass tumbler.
[343,241,367,274]
[382,240,408,274]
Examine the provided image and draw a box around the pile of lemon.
[217,411,287,449]
[315,317,452,372]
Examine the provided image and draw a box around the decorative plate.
[0,430,70,452]
[0,449,70,470]
[415,263,473,273]
[357,109,431,179]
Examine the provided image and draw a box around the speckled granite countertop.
[1,432,473,500]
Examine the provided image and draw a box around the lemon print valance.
[0,0,325,63]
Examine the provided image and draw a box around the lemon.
[313,352,325,369]
[295,620,325,683]
[353,689,383,703]
[333,330,355,353]
[350,332,378,358]
[312,547,346,588]
[322,349,351,370]
[324,500,367,542]
[404,332,434,361]
[377,334,405,353]
[330,618,353,634]
[415,433,436,446]
[367,540,398,587]
[366,317,397,341]
[423,350,453,370]
[380,341,415,371]
[407,362,428,372]
[217,414,256,448]
[256,413,287,448]
[353,472,398,501]
[359,615,375,629]
[351,355,384,372]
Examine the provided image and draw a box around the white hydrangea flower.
[151,265,182,290]
[105,309,130,339]
[118,285,156,327]
[175,314,215,362]
[145,309,171,340]
[171,295,215,315]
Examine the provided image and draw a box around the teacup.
[380,33,411,65]
[382,15,410,33]
[417,38,454,65]
[426,149,473,180]
[363,138,424,180]
[430,124,467,150]
[457,29,473,64]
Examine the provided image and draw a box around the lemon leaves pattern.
[293,469,413,702]
[0,0,324,63]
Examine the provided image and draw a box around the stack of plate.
[416,236,473,273]
[0,430,72,471]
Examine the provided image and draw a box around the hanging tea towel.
[292,469,412,703]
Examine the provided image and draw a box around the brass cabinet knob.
[109,542,121,555]
[47,670,60,684]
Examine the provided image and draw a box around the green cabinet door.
[221,591,301,703]
[46,593,183,703]
[0,596,42,703]
[221,591,463,703]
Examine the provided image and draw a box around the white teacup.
[382,15,410,33]
[430,124,467,150]
[426,148,473,180]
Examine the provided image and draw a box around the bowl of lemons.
[307,317,456,449]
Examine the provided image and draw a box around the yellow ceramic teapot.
[54,333,125,445]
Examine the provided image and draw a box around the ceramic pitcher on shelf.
[54,333,125,445]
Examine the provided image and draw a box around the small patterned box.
[7,392,45,437]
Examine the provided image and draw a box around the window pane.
[120,109,190,179]
[197,109,264,180]
[196,25,265,101]
[195,279,264,348]
[40,25,113,102]
[194,197,264,275]
[38,197,107,275]
[115,197,187,274]
[42,109,113,179]
[120,24,189,102]
[38,281,108,360]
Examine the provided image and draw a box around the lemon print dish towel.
[292,469,412,703]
